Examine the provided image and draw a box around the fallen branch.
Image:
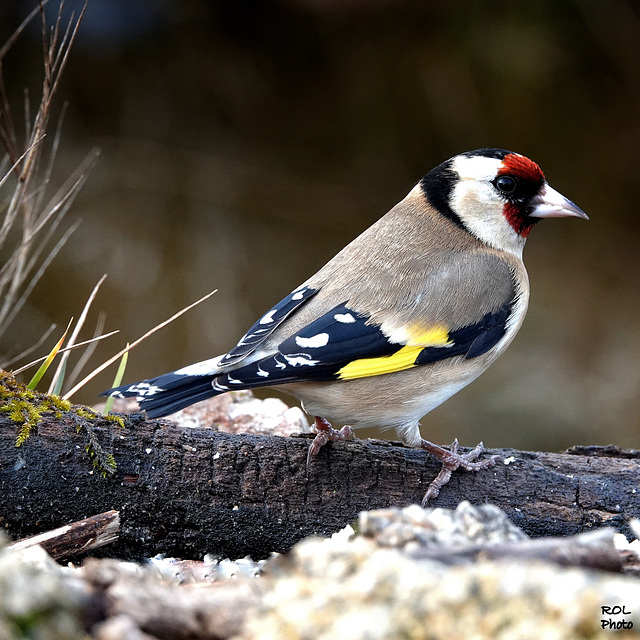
[8,510,119,560]
[410,527,625,572]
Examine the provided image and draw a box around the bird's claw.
[420,438,499,506]
[306,416,354,467]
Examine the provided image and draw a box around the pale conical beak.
[528,184,589,220]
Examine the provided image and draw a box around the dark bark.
[1,410,638,561]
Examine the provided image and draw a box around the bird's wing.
[212,255,519,391]
[217,284,318,367]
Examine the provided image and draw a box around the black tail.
[102,371,223,418]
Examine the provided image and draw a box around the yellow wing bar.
[337,325,451,380]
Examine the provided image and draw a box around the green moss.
[0,371,119,476]
[0,378,58,444]
[105,412,126,429]
[73,406,99,423]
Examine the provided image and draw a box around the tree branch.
[1,406,638,560]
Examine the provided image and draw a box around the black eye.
[495,175,517,194]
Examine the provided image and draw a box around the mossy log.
[1,396,639,561]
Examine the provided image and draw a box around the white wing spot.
[334,312,356,323]
[295,332,329,348]
[127,382,164,397]
[259,309,277,325]
[284,354,320,367]
[291,287,308,300]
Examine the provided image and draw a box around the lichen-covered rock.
[358,501,529,550]
[80,557,261,639]
[171,389,309,436]
[240,533,640,640]
[238,504,640,640]
[0,533,91,640]
[3,503,639,639]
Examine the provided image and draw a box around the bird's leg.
[307,416,354,466]
[420,438,499,506]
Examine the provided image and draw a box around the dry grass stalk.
[0,3,217,399]
[63,289,218,399]
[12,329,120,377]
[0,1,94,356]
[47,274,107,394]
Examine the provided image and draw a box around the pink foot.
[420,438,499,506]
[307,416,354,466]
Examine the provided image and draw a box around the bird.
[103,148,587,504]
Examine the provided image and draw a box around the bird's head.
[421,148,588,256]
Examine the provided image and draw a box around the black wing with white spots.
[212,299,515,391]
[212,302,400,391]
[217,285,318,367]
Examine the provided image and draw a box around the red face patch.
[497,154,545,238]
[503,202,533,237]
[498,154,545,183]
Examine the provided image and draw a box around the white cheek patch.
[449,155,525,258]
[449,177,505,236]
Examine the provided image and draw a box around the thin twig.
[1,323,57,368]
[0,2,49,61]
[48,274,108,394]
[0,187,65,296]
[34,102,66,214]
[0,1,95,383]
[13,330,120,376]
[45,2,88,104]
[29,146,98,243]
[0,135,46,194]
[0,66,18,160]
[66,312,107,389]
[0,219,80,332]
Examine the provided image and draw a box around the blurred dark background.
[1,0,639,451]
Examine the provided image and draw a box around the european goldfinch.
[103,148,587,503]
